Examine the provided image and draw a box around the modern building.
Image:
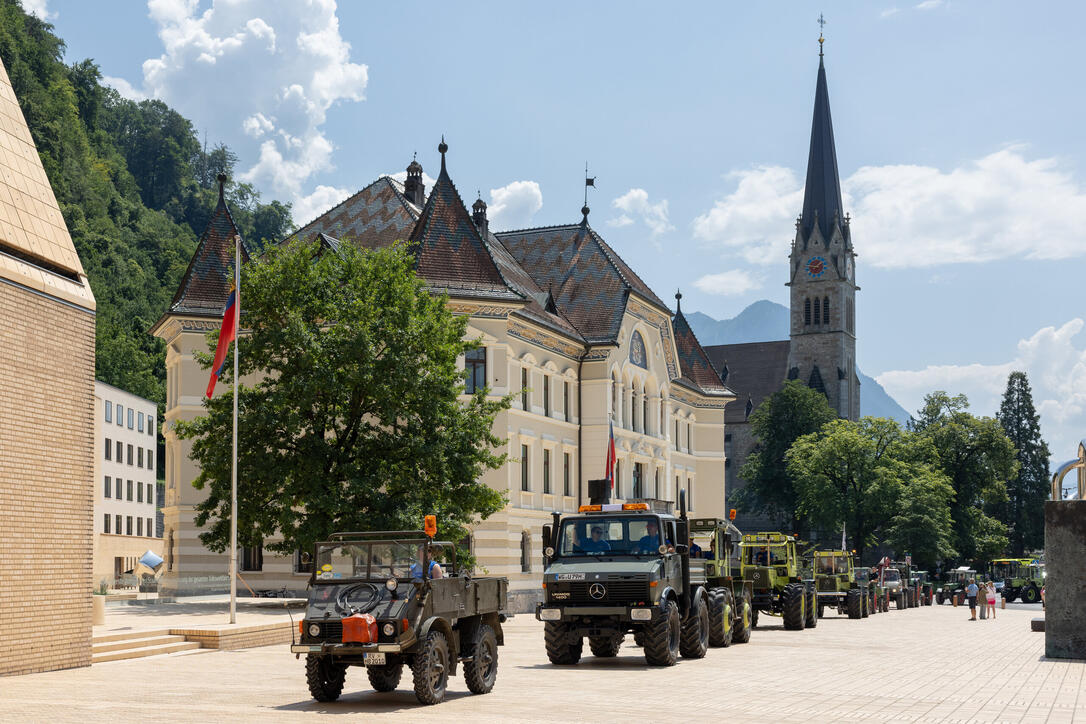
[152,146,734,609]
[704,43,860,533]
[92,381,161,588]
[0,57,96,675]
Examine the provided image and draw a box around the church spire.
[799,33,844,245]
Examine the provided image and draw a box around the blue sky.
[36,0,1086,458]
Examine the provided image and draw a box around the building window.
[813,297,821,326]
[137,483,143,503]
[543,449,552,494]
[521,444,530,491]
[126,516,133,535]
[823,296,830,325]
[127,408,134,429]
[521,368,529,411]
[138,448,144,468]
[675,420,679,448]
[688,478,694,510]
[611,375,618,417]
[127,480,133,501]
[659,398,664,437]
[104,476,111,498]
[127,444,133,465]
[654,469,660,498]
[241,544,263,572]
[687,423,692,452]
[138,411,144,433]
[563,452,571,496]
[105,400,112,423]
[615,461,622,497]
[147,483,153,503]
[147,518,153,538]
[103,514,110,534]
[116,404,123,426]
[137,518,143,537]
[148,417,154,436]
[564,381,570,420]
[643,396,649,434]
[520,531,531,573]
[725,433,732,442]
[147,449,154,470]
[465,347,486,394]
[104,439,111,461]
[804,298,811,325]
[115,515,122,535]
[633,463,643,499]
[543,375,551,417]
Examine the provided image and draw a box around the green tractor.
[989,558,1045,604]
[853,564,884,614]
[935,566,975,605]
[689,516,755,646]
[810,550,868,619]
[910,570,934,606]
[739,532,816,631]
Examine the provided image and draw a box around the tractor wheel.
[1022,585,1040,604]
[846,589,862,619]
[751,607,760,628]
[732,594,753,644]
[644,599,680,666]
[870,591,878,615]
[588,634,624,658]
[782,583,806,631]
[882,594,889,612]
[804,589,817,628]
[896,592,906,610]
[707,588,733,648]
[680,594,710,659]
[306,654,346,702]
[861,591,870,618]
[817,601,825,619]
[367,657,403,692]
[633,630,646,647]
[412,630,451,705]
[464,624,499,695]
[544,622,583,665]
[1003,590,1017,604]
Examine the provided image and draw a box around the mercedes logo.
[588,583,606,600]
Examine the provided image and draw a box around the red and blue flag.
[205,286,237,398]
[605,418,616,490]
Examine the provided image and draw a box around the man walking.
[966,579,979,621]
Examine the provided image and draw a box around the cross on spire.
[818,13,826,56]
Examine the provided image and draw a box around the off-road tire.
[804,589,817,628]
[869,591,877,615]
[751,607,759,628]
[1023,585,1040,604]
[861,591,870,618]
[306,654,346,702]
[782,582,806,631]
[1003,590,1017,604]
[882,594,889,612]
[633,630,645,647]
[544,622,582,665]
[680,594,710,659]
[846,588,862,619]
[896,592,906,610]
[588,634,624,658]
[464,624,498,695]
[412,630,450,705]
[732,594,752,644]
[817,600,825,618]
[937,592,945,605]
[707,588,733,648]
[367,658,402,692]
[644,599,680,666]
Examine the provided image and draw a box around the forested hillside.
[0,1,293,410]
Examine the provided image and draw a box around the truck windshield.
[557,516,663,556]
[990,562,1016,580]
[816,556,849,575]
[882,569,901,582]
[313,540,422,581]
[741,544,789,566]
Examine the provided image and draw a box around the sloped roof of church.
[496,219,669,344]
[800,52,846,245]
[704,340,791,424]
[672,307,732,396]
[292,176,420,250]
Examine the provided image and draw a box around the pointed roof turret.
[799,43,845,245]
[671,297,733,396]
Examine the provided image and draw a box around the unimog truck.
[290,521,509,705]
[536,483,708,667]
[739,532,816,631]
[810,550,866,619]
[989,558,1045,603]
[689,514,754,646]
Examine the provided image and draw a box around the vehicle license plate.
[364,653,386,666]
[555,573,585,581]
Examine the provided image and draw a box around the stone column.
[1044,499,1086,659]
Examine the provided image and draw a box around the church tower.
[787,37,860,420]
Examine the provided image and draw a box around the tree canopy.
[175,241,510,556]
[996,371,1050,554]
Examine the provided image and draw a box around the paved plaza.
[1,601,1082,723]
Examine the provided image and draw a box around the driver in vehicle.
[410,545,444,580]
[579,525,611,553]
[635,520,670,553]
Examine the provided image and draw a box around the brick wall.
[0,280,95,675]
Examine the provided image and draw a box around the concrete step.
[92,635,187,654]
[92,629,171,645]
[92,640,202,664]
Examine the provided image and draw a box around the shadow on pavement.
[274,689,474,714]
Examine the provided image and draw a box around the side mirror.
[542,524,552,548]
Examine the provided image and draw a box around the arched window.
[520,531,532,573]
[804,298,811,325]
[813,297,821,325]
[823,296,830,325]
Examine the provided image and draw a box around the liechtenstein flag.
[205,285,238,398]
[605,418,616,491]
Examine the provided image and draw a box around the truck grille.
[551,580,650,604]
[308,620,342,642]
[817,578,837,592]
[750,568,769,590]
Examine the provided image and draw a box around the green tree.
[175,241,510,557]
[996,371,1050,553]
[736,380,837,531]
[911,391,1017,563]
[884,465,957,572]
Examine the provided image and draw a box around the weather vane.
[818,13,826,54]
[584,162,596,208]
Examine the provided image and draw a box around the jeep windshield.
[741,544,789,566]
[882,569,901,583]
[557,516,665,556]
[815,555,849,575]
[313,540,425,582]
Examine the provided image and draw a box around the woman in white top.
[985,581,997,619]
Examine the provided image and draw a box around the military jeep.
[536,484,709,667]
[810,550,866,619]
[290,526,508,705]
[739,532,816,631]
[689,515,754,646]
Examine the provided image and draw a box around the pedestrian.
[979,579,987,619]
[965,578,979,620]
[986,581,997,619]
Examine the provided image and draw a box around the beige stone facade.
[0,57,96,675]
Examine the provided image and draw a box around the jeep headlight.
[539,608,561,621]
[308,623,321,637]
[630,608,652,621]
[382,622,395,637]
[385,577,398,592]
[544,546,555,557]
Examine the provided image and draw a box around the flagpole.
[229,234,239,625]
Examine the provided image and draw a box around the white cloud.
[291,184,351,227]
[388,169,437,191]
[877,319,1086,461]
[880,8,902,18]
[608,188,674,238]
[21,0,52,20]
[693,148,1086,269]
[915,0,944,9]
[130,0,367,223]
[102,76,148,102]
[488,181,543,231]
[692,269,763,297]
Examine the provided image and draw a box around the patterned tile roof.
[291,176,420,250]
[485,230,582,339]
[672,308,732,395]
[704,340,791,424]
[495,219,669,344]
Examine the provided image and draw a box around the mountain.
[686,300,912,425]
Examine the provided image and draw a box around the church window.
[629,331,647,368]
[813,297,821,325]
[804,298,811,326]
[823,296,830,325]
